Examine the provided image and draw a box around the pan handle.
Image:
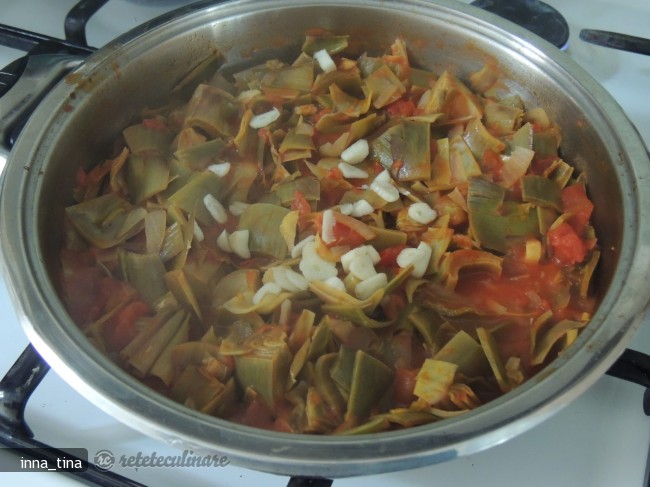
[0,54,82,159]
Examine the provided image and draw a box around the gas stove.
[1,1,650,486]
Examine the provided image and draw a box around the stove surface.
[1,1,650,486]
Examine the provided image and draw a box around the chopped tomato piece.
[330,221,367,247]
[291,190,312,215]
[547,222,587,265]
[561,184,594,233]
[61,267,107,324]
[383,292,407,321]
[386,98,416,118]
[393,368,419,405]
[231,394,276,430]
[530,155,556,176]
[104,300,151,352]
[142,118,168,131]
[482,148,503,180]
[326,166,344,180]
[379,244,407,268]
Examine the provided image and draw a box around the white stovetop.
[1,1,650,486]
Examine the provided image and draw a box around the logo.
[93,450,115,472]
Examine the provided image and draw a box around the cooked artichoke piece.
[233,326,293,411]
[413,359,457,406]
[237,203,291,259]
[433,330,490,377]
[345,350,394,424]
[65,193,146,249]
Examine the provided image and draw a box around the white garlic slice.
[407,202,437,225]
[396,242,432,278]
[264,266,309,292]
[291,235,316,259]
[228,230,251,259]
[323,276,347,292]
[338,203,354,216]
[355,273,388,300]
[299,241,338,281]
[348,254,378,280]
[350,199,374,217]
[203,194,228,224]
[252,282,282,305]
[249,107,281,129]
[338,162,369,179]
[313,48,337,73]
[217,229,232,253]
[193,221,204,242]
[229,201,250,216]
[370,170,400,202]
[340,245,381,273]
[340,139,369,164]
[207,162,231,177]
[321,209,336,244]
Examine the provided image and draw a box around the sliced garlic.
[313,48,337,73]
[291,235,316,259]
[370,170,400,203]
[340,245,380,273]
[321,209,336,244]
[396,242,432,278]
[264,266,309,292]
[193,221,204,242]
[237,89,261,103]
[338,203,354,216]
[229,201,250,216]
[249,107,281,129]
[203,194,228,224]
[217,229,232,253]
[338,162,369,179]
[348,254,377,280]
[371,181,400,203]
[299,241,338,281]
[323,276,347,292]
[374,169,392,184]
[207,162,231,177]
[252,282,282,305]
[350,199,374,217]
[408,202,437,225]
[284,267,310,291]
[228,229,251,259]
[341,139,369,164]
[355,272,388,300]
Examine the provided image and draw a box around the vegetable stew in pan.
[58,35,599,434]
